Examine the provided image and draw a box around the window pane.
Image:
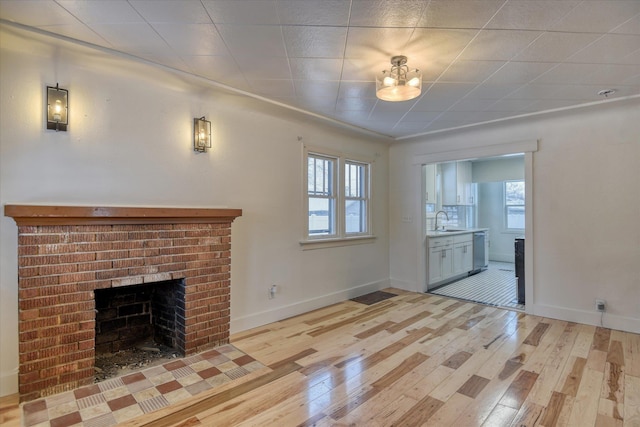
[345,200,366,233]
[308,155,333,196]
[345,162,364,198]
[507,206,525,229]
[505,181,525,205]
[309,197,334,235]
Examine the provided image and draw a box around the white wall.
[390,97,640,334]
[0,26,390,397]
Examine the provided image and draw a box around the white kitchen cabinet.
[453,234,473,276]
[456,161,474,205]
[441,161,474,205]
[428,236,453,285]
[424,164,436,205]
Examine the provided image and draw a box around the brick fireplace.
[5,205,242,402]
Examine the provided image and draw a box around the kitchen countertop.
[426,228,489,237]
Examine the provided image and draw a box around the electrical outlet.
[595,299,606,312]
[268,285,278,300]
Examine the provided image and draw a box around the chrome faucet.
[434,210,449,231]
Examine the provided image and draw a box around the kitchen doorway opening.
[423,154,526,310]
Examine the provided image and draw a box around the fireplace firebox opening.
[95,279,185,355]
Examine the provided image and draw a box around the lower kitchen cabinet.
[428,237,453,285]
[453,234,473,276]
[428,231,482,289]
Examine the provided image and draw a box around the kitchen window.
[505,180,525,229]
[303,147,373,245]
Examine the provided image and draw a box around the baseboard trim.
[0,370,18,398]
[230,279,389,334]
[532,303,640,334]
[389,278,420,293]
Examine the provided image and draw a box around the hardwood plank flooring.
[2,288,640,426]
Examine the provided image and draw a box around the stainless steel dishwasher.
[472,231,487,274]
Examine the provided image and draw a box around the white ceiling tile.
[202,0,279,25]
[483,62,557,85]
[344,27,415,59]
[464,83,523,100]
[566,34,640,64]
[129,0,210,24]
[289,58,343,80]
[247,79,295,97]
[531,63,596,85]
[335,97,377,112]
[458,30,543,61]
[512,32,600,63]
[551,0,640,33]
[234,55,291,80]
[401,111,445,122]
[486,1,580,31]
[349,0,426,27]
[152,24,228,56]
[579,64,640,85]
[418,0,505,28]
[90,23,170,54]
[522,99,589,112]
[36,24,109,47]
[282,26,348,58]
[412,83,478,111]
[216,24,287,57]
[485,98,536,112]
[408,29,477,63]
[619,49,640,65]
[438,61,506,83]
[447,98,495,112]
[56,0,143,24]
[341,58,383,81]
[294,81,340,100]
[0,0,77,26]
[180,55,248,89]
[611,14,640,35]
[337,81,377,98]
[277,0,351,26]
[295,96,337,113]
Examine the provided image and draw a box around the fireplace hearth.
[5,205,242,402]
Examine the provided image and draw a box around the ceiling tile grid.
[0,0,638,139]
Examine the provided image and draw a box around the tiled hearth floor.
[22,344,265,427]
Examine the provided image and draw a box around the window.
[307,154,336,236]
[345,161,368,234]
[505,180,525,229]
[305,148,372,242]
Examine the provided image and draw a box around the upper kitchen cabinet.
[442,161,475,205]
[424,164,436,205]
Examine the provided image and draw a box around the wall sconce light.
[193,116,212,153]
[46,83,68,131]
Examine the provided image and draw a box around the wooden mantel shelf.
[4,205,242,226]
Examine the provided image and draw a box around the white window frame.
[301,145,375,249]
[504,180,525,231]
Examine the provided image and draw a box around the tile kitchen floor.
[22,344,265,427]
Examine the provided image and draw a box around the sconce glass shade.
[47,84,68,131]
[376,55,422,102]
[193,116,212,153]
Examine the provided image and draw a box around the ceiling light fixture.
[376,55,422,102]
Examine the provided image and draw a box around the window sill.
[299,235,376,250]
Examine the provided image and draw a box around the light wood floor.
[2,289,639,426]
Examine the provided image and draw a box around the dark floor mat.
[351,290,397,305]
